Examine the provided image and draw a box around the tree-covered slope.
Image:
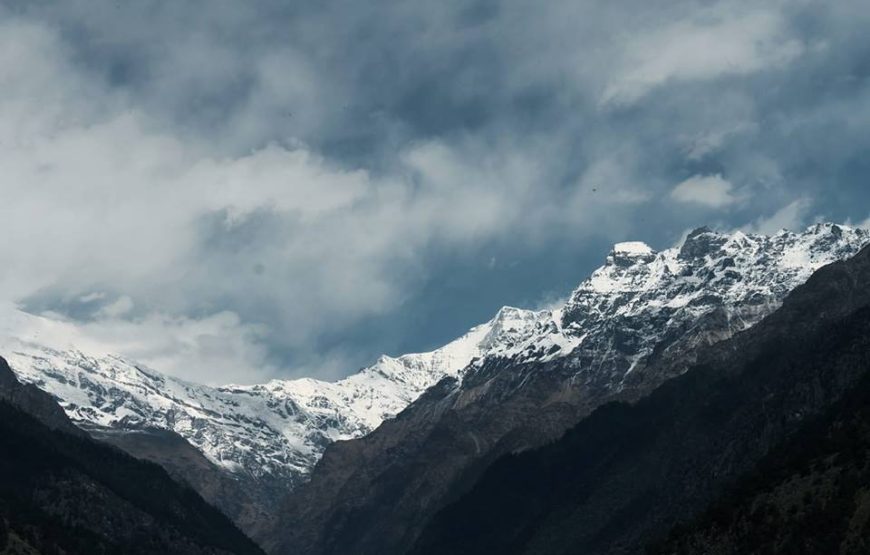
[649,369,870,554]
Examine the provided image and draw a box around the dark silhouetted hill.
[0,357,264,555]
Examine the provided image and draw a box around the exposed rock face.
[267,224,870,555]
[413,242,870,555]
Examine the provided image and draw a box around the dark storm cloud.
[1,0,869,382]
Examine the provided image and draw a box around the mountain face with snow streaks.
[2,305,553,483]
[1,223,868,545]
[0,298,555,534]
[268,223,870,555]
[412,240,870,555]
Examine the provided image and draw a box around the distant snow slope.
[2,223,867,489]
[0,301,554,485]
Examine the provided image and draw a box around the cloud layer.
[671,174,738,207]
[1,0,869,383]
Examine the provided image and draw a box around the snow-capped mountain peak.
[612,240,656,258]
[0,300,551,485]
[2,222,868,493]
[549,223,870,387]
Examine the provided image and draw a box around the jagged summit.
[613,241,654,255]
[559,223,869,378]
[608,241,657,267]
[678,226,725,259]
[1,222,868,505]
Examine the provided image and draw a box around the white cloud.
[745,198,813,235]
[2,1,865,384]
[78,292,107,304]
[670,174,738,208]
[97,296,135,319]
[683,122,758,160]
[0,302,275,386]
[0,15,606,383]
[74,311,276,386]
[532,292,568,312]
[844,213,870,231]
[603,10,803,105]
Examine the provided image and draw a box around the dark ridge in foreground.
[86,424,280,544]
[0,357,264,555]
[412,244,870,555]
[649,368,870,554]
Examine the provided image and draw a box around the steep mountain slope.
[0,349,84,437]
[85,424,281,542]
[0,301,555,535]
[0,357,264,555]
[268,223,870,555]
[649,370,870,555]
[411,242,870,555]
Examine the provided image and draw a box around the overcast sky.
[1,0,868,384]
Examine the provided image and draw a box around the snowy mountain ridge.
[556,224,870,384]
[2,223,868,490]
[264,222,870,555]
[0,300,554,484]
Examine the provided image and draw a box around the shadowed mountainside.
[0,357,264,555]
[649,367,870,554]
[267,225,869,555]
[411,244,870,554]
